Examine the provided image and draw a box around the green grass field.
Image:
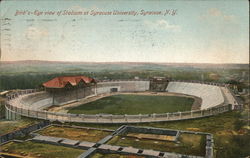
[37,125,111,142]
[0,118,39,135]
[68,94,194,115]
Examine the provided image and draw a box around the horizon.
[0,59,249,65]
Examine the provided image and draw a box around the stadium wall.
[97,80,150,94]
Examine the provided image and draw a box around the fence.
[5,92,232,124]
[4,80,236,124]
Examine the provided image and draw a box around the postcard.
[0,0,249,158]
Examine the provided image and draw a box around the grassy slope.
[0,118,39,135]
[0,98,5,119]
[69,111,250,158]
[1,141,84,158]
[68,95,194,115]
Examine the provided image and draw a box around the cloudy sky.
[0,0,249,63]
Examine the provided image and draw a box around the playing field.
[68,94,194,115]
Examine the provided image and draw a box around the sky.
[0,0,249,63]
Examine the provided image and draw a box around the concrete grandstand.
[166,82,225,110]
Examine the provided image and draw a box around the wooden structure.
[43,76,97,105]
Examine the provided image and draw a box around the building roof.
[43,76,96,88]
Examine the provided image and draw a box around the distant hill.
[0,60,248,75]
[0,60,248,90]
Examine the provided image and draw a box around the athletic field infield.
[68,94,194,115]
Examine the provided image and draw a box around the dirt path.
[47,92,201,113]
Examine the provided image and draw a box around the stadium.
[2,75,245,157]
[5,75,240,124]
[0,0,248,157]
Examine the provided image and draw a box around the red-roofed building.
[42,76,97,105]
[43,76,96,89]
